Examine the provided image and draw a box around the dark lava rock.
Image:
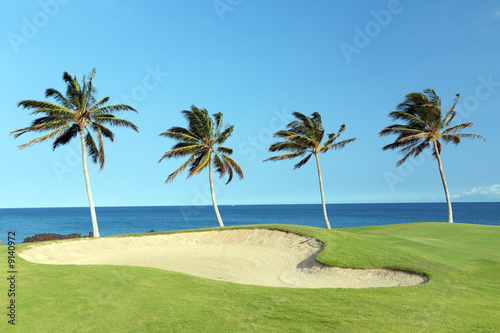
[23,233,83,243]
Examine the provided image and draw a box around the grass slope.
[1,223,499,332]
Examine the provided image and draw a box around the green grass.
[1,223,499,332]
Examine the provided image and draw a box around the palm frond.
[284,134,316,148]
[455,133,485,140]
[64,71,82,108]
[263,151,306,163]
[31,116,63,126]
[84,68,98,110]
[311,112,322,127]
[45,88,72,109]
[442,93,460,127]
[11,119,72,137]
[441,122,473,134]
[62,71,74,87]
[379,125,425,136]
[89,97,110,110]
[182,107,203,136]
[170,141,199,150]
[273,130,296,138]
[18,100,73,114]
[423,88,441,108]
[213,152,242,185]
[268,141,307,153]
[393,140,430,167]
[320,124,346,148]
[397,133,431,142]
[91,104,137,114]
[290,112,310,126]
[387,111,427,125]
[164,155,196,183]
[15,126,69,150]
[216,146,233,155]
[221,154,243,181]
[215,125,234,144]
[443,133,485,144]
[159,144,204,161]
[85,131,100,165]
[93,115,138,132]
[396,144,422,167]
[188,151,210,177]
[321,138,356,153]
[382,138,421,152]
[213,112,223,136]
[91,122,114,141]
[222,159,234,185]
[93,125,106,170]
[160,127,199,142]
[182,106,212,138]
[52,124,79,150]
[287,121,306,135]
[293,153,312,169]
[213,153,227,178]
[441,135,461,145]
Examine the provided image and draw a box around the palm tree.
[11,69,138,237]
[159,105,243,227]
[379,89,485,223]
[264,112,356,229]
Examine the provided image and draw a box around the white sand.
[19,229,427,288]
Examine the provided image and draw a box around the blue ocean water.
[0,202,499,244]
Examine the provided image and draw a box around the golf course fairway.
[1,222,499,332]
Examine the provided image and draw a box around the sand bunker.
[19,229,427,288]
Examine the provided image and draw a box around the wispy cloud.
[452,185,500,199]
[493,10,500,20]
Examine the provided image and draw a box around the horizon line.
[2,201,499,210]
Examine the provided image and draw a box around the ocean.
[1,202,499,244]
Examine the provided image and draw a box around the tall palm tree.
[264,112,356,229]
[159,105,243,227]
[11,69,138,237]
[379,89,485,223]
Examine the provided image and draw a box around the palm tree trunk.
[433,142,453,223]
[314,153,331,229]
[209,158,224,227]
[79,128,100,237]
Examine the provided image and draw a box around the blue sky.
[1,0,499,208]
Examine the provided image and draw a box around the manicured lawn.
[1,223,499,332]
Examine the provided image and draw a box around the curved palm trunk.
[79,128,100,237]
[209,159,224,227]
[314,153,331,229]
[433,142,453,223]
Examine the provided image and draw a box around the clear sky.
[1,0,499,208]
